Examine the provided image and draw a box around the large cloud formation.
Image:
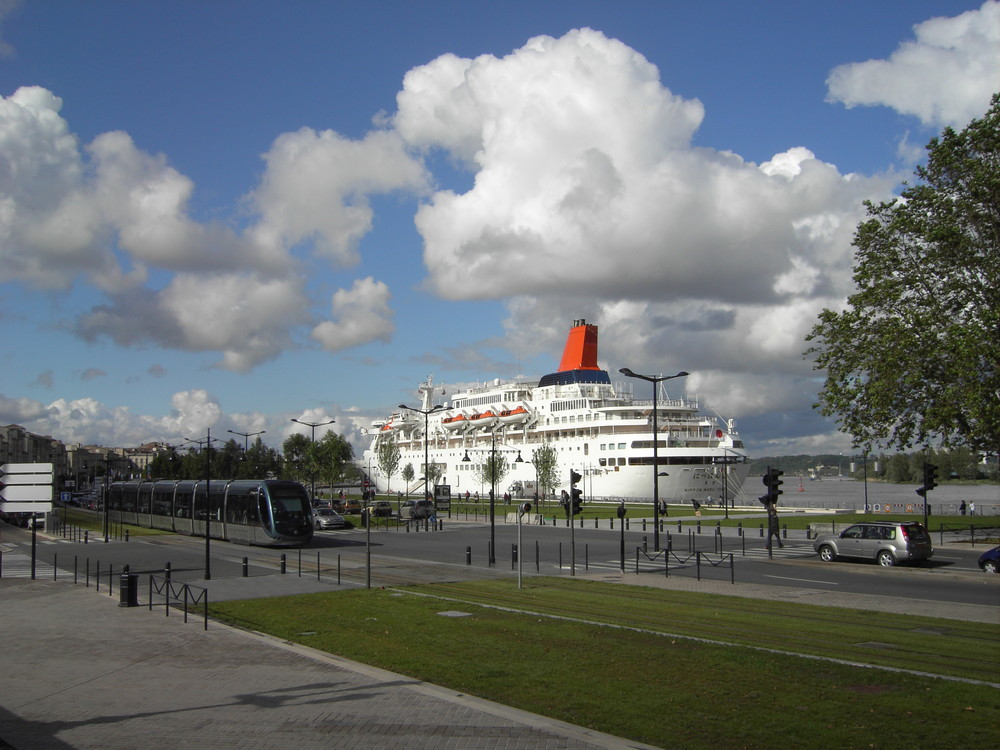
[1,2,996,454]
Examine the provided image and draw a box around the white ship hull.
[364,320,751,505]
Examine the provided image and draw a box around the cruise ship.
[364,319,751,505]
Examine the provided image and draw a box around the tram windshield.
[268,484,310,521]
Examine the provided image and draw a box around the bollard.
[512,543,518,568]
[280,553,287,574]
[242,556,249,577]
[84,530,89,544]
[759,523,764,537]
[466,546,472,565]
[806,525,811,540]
[125,529,129,542]
[165,562,171,580]
[738,522,743,537]
[642,536,648,553]
[696,520,701,534]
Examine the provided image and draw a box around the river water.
[730,476,999,516]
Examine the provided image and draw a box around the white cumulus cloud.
[826,0,1000,128]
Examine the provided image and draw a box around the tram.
[104,479,314,546]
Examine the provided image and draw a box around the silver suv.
[813,521,933,567]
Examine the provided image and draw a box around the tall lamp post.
[228,429,265,477]
[398,403,444,512]
[184,429,217,580]
[619,368,689,552]
[290,419,334,498]
[463,432,523,565]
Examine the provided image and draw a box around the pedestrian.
[691,499,702,517]
[765,502,783,549]
[959,500,967,516]
[969,501,976,516]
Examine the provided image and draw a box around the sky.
[0,0,997,459]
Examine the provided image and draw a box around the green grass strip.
[211,578,999,749]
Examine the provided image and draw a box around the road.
[5,515,997,612]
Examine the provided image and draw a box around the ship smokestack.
[558,320,600,372]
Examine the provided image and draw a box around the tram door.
[254,488,272,541]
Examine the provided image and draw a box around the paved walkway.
[0,577,656,750]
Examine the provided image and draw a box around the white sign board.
[3,472,54,485]
[1,462,53,474]
[0,501,52,514]
[0,485,52,502]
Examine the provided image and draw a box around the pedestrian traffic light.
[923,462,938,492]
[569,469,583,515]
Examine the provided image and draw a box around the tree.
[377,440,401,494]
[531,444,559,499]
[806,94,1000,455]
[401,463,415,497]
[282,433,311,484]
[475,453,509,497]
[316,432,354,489]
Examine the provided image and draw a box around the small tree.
[531,445,559,500]
[377,440,401,495]
[401,463,415,497]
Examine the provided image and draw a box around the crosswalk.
[0,550,57,579]
[548,543,815,574]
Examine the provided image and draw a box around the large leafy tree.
[806,94,1000,454]
[531,444,559,499]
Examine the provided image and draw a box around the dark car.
[978,545,1000,574]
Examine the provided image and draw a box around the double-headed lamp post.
[463,433,523,565]
[619,368,689,552]
[228,429,265,477]
[398,403,444,511]
[290,418,334,497]
[227,429,265,453]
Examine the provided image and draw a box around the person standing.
[969,501,976,516]
[960,500,967,516]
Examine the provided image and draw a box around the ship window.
[599,458,607,467]
[618,442,626,450]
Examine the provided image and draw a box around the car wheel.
[877,550,896,567]
[818,545,836,563]
[983,560,999,574]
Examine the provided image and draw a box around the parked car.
[399,498,434,520]
[978,545,1000,574]
[313,508,347,530]
[813,521,933,567]
[371,500,393,517]
[343,498,362,514]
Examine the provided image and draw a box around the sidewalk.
[0,576,656,750]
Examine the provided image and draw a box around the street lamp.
[398,403,444,516]
[463,432,523,564]
[290,418,335,498]
[619,368,689,552]
[227,429,265,453]
[228,430,265,478]
[184,429,217,580]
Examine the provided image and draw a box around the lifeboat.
[498,406,530,425]
[468,411,499,429]
[442,414,469,431]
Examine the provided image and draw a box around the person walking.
[969,501,976,516]
[960,500,967,516]
[765,502,783,550]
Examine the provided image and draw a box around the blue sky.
[0,0,996,457]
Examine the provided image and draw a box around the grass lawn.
[211,577,1000,749]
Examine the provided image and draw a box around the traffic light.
[761,467,783,505]
[923,462,938,492]
[569,469,583,515]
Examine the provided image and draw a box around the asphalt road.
[8,515,997,611]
